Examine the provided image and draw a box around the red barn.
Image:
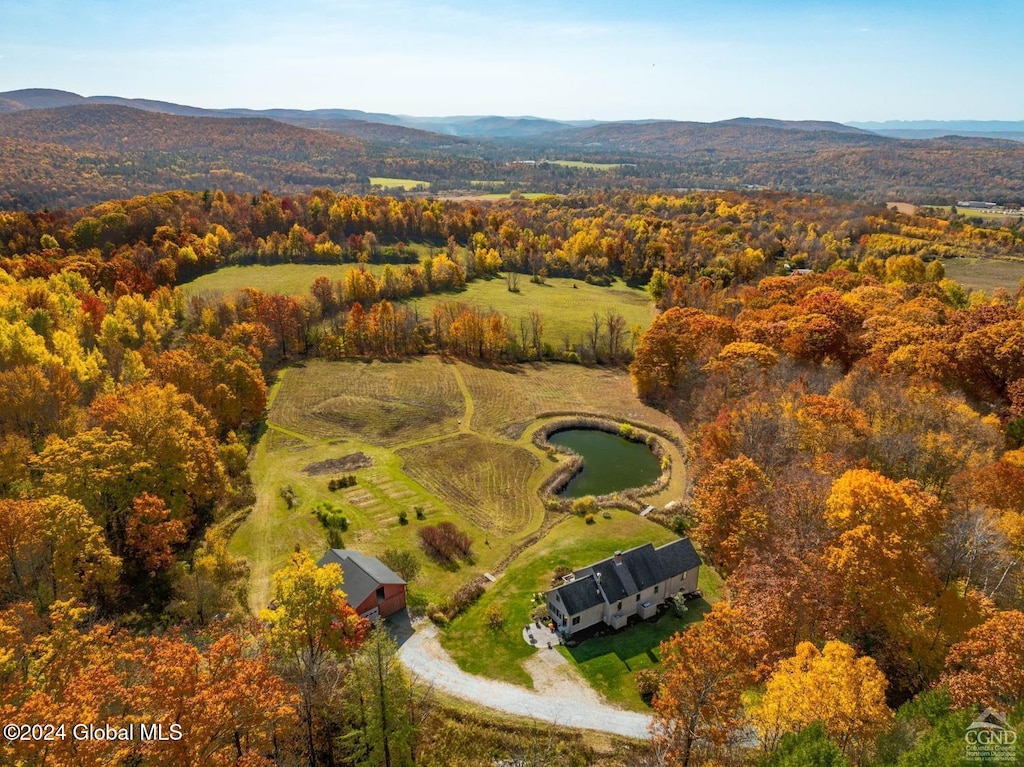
[317,548,407,622]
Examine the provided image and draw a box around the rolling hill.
[0,104,370,209]
[3,89,1024,208]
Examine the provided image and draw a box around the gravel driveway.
[398,624,653,739]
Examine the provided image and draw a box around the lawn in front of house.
[557,565,724,711]
[440,512,687,689]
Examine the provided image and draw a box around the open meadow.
[543,160,624,170]
[180,262,655,350]
[368,176,431,190]
[229,357,690,624]
[181,262,392,298]
[941,257,1024,294]
[405,275,654,350]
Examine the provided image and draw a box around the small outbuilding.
[317,548,407,622]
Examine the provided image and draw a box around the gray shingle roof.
[554,573,605,614]
[317,549,406,609]
[551,538,701,615]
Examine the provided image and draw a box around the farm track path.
[399,624,652,740]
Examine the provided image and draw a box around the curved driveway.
[398,624,653,740]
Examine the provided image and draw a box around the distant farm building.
[957,200,999,209]
[317,549,407,622]
[545,539,701,637]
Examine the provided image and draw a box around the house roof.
[317,549,406,609]
[550,538,701,614]
[555,573,605,615]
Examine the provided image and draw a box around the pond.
[548,428,662,498]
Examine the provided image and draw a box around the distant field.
[544,160,623,170]
[180,245,454,298]
[368,176,431,190]
[478,192,552,200]
[181,263,389,298]
[407,275,654,350]
[942,257,1024,294]
[922,204,1023,221]
[181,263,654,349]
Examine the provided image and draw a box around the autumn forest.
[0,177,1021,767]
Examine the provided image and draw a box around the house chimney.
[614,550,623,565]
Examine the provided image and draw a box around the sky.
[1,0,1022,122]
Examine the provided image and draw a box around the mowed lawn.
[558,566,723,710]
[406,276,654,351]
[441,512,722,710]
[941,257,1024,294]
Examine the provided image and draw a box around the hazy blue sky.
[1,0,1021,121]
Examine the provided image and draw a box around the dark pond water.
[548,428,661,498]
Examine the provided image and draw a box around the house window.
[636,594,641,602]
[654,585,659,594]
[376,586,386,603]
[617,601,622,610]
[572,616,580,626]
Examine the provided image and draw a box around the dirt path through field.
[399,624,652,739]
[450,363,476,435]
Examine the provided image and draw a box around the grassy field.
[942,257,1024,294]
[229,357,689,617]
[398,434,540,535]
[457,364,678,438]
[407,275,654,351]
[472,192,553,201]
[369,177,431,190]
[543,160,623,170]
[269,358,463,445]
[180,263,654,352]
[922,204,1023,222]
[181,263,391,298]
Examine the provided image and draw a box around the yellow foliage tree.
[753,640,892,760]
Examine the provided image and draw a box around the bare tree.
[587,311,603,361]
[604,309,627,362]
[505,270,520,293]
[518,316,530,354]
[529,310,545,361]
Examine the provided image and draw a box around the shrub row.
[418,521,473,564]
[328,475,358,491]
[427,579,486,625]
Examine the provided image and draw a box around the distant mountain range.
[2,88,1023,209]
[0,89,873,140]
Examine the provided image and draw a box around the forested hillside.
[1,188,1022,765]
[4,96,1024,210]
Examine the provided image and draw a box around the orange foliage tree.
[651,603,765,767]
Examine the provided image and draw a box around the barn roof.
[317,549,406,608]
